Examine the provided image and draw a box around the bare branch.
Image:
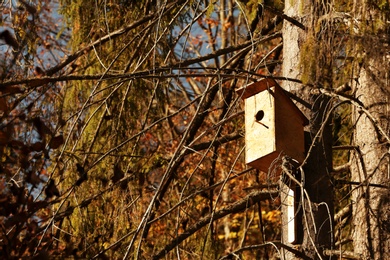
[323,249,362,259]
[219,241,311,260]
[45,0,184,76]
[152,190,278,259]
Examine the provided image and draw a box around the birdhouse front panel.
[244,86,277,171]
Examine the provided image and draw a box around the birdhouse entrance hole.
[255,110,264,121]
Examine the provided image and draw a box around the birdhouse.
[236,78,308,173]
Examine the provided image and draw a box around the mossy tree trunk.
[350,7,390,257]
[281,0,334,259]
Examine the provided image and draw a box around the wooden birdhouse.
[236,78,308,172]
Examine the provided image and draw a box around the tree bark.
[351,35,390,259]
[281,0,334,259]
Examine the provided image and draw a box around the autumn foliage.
[0,0,377,258]
[0,1,289,259]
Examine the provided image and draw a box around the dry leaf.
[0,131,8,145]
[0,97,8,113]
[32,117,52,139]
[45,179,60,198]
[30,141,45,151]
[49,135,64,149]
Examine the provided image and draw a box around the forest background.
[0,0,389,259]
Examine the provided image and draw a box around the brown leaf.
[45,180,60,198]
[0,131,8,145]
[1,86,23,94]
[27,219,39,235]
[32,117,52,139]
[111,164,124,184]
[75,163,87,186]
[0,97,8,113]
[0,30,19,50]
[27,200,48,212]
[76,163,85,176]
[49,135,64,149]
[34,66,45,77]
[0,86,24,94]
[20,0,37,14]
[5,211,28,227]
[25,171,42,186]
[10,139,24,147]
[30,141,45,152]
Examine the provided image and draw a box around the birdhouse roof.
[236,78,309,126]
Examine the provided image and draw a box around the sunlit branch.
[219,241,311,260]
[152,190,279,260]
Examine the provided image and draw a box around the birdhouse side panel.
[245,90,276,168]
[274,92,306,163]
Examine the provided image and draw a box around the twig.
[219,241,311,260]
[323,249,362,259]
[152,190,278,259]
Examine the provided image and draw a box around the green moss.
[299,34,319,85]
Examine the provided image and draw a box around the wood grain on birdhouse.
[236,78,308,172]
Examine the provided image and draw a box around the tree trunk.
[351,35,390,259]
[281,0,334,259]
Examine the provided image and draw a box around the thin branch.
[323,249,362,259]
[147,168,255,226]
[335,179,389,189]
[265,5,306,30]
[319,88,390,143]
[152,190,278,260]
[334,204,352,223]
[332,162,351,173]
[44,0,185,76]
[0,69,253,89]
[219,241,311,260]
